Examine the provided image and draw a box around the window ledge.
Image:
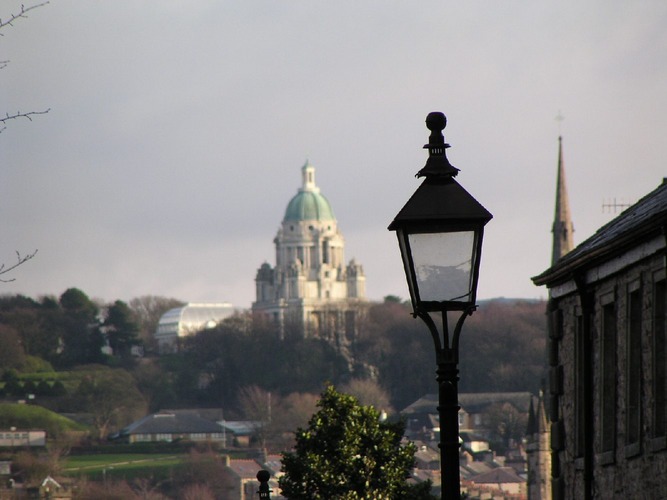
[597,450,615,466]
[649,436,666,453]
[624,442,641,458]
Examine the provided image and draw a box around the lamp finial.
[418,111,458,178]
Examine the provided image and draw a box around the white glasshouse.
[155,302,235,352]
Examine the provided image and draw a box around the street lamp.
[388,112,492,499]
[256,469,272,499]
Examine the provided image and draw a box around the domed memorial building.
[252,161,367,343]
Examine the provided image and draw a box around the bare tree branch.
[1,3,50,133]
[0,249,38,282]
[0,6,46,278]
[0,2,49,33]
[1,109,50,124]
[0,109,51,133]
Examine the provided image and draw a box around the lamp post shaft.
[417,308,471,499]
[437,352,461,500]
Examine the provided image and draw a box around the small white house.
[0,429,46,447]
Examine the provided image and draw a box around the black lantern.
[389,112,492,314]
[388,112,492,500]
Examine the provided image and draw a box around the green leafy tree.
[280,386,435,499]
[35,379,53,396]
[22,379,37,395]
[179,321,349,408]
[59,288,98,318]
[0,295,58,362]
[2,369,22,396]
[131,359,178,412]
[58,288,106,366]
[104,300,141,357]
[51,379,67,397]
[0,324,26,370]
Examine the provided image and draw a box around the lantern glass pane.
[408,231,475,302]
[397,230,418,306]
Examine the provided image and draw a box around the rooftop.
[401,392,532,415]
[121,410,222,435]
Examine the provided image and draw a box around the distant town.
[3,131,667,499]
[0,160,550,499]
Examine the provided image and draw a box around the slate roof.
[401,394,438,414]
[227,459,262,479]
[162,408,224,421]
[470,466,524,485]
[461,462,495,481]
[412,468,441,484]
[414,447,440,469]
[401,392,532,415]
[534,178,667,286]
[459,392,532,413]
[218,420,262,436]
[121,410,222,435]
[459,431,489,443]
[262,454,284,476]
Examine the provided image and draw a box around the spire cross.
[555,111,565,135]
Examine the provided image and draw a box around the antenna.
[602,198,632,214]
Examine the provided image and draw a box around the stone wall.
[551,251,667,498]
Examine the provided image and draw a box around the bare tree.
[128,295,185,346]
[0,249,37,282]
[181,484,216,500]
[1,4,46,277]
[1,2,50,133]
[339,378,393,414]
[238,385,273,449]
[73,369,147,440]
[1,109,50,131]
[0,2,49,30]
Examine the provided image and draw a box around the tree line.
[0,289,547,443]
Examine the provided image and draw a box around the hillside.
[0,403,87,437]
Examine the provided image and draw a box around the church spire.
[551,136,574,264]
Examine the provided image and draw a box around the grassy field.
[64,453,187,481]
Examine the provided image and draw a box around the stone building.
[532,178,667,498]
[252,160,367,346]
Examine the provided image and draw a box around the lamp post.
[388,112,492,499]
[256,469,271,499]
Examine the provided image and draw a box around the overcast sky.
[2,1,666,308]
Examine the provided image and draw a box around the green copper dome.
[283,161,336,222]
